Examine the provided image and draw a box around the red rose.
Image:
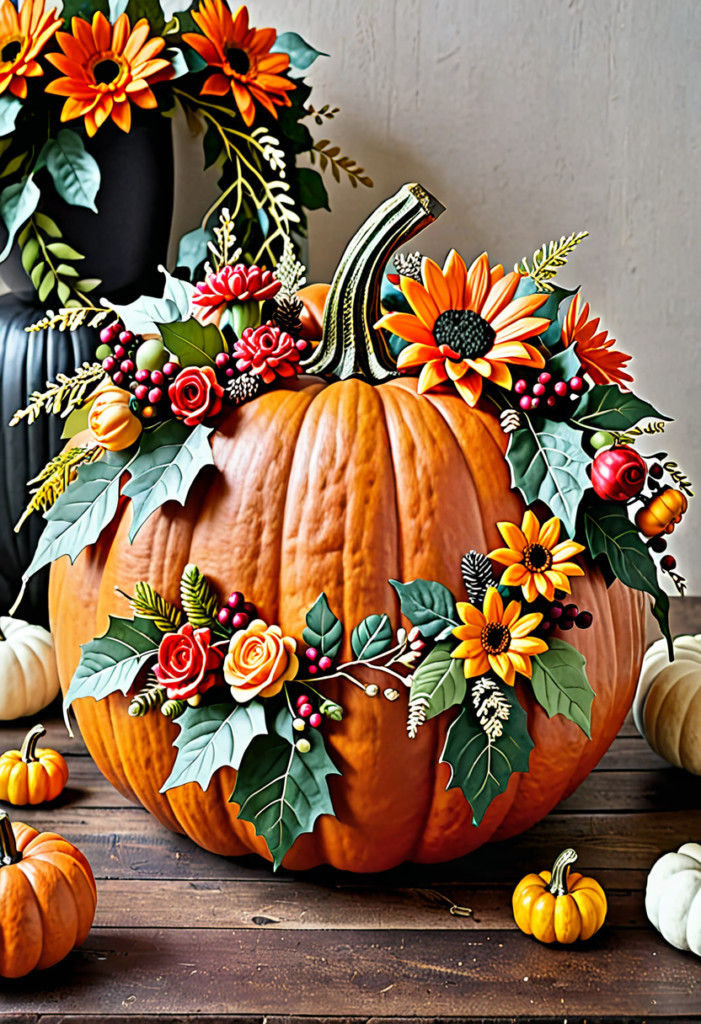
[168,366,224,426]
[591,446,647,501]
[153,623,224,700]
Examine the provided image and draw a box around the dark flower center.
[226,47,251,75]
[481,622,511,655]
[523,543,553,572]
[434,309,496,360]
[93,58,121,85]
[1,40,22,64]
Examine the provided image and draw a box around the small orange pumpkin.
[636,487,688,537]
[0,724,69,805]
[0,810,96,977]
[88,384,142,450]
[512,847,607,943]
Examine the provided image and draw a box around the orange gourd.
[635,487,688,537]
[88,384,142,450]
[512,848,607,943]
[297,282,330,341]
[48,185,646,872]
[0,724,69,805]
[0,810,97,977]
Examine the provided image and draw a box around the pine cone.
[461,550,495,607]
[226,372,262,406]
[273,295,304,335]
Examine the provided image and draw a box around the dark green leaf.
[23,448,133,582]
[298,167,330,211]
[175,225,212,278]
[64,614,163,716]
[351,614,392,660]
[161,701,267,793]
[506,418,591,537]
[389,578,458,640]
[272,31,328,74]
[0,96,21,137]
[440,689,533,827]
[62,0,108,18]
[572,384,670,432]
[302,593,343,659]
[407,640,466,727]
[125,0,165,33]
[0,175,40,261]
[43,130,100,212]
[232,708,340,869]
[548,344,581,380]
[157,317,225,369]
[530,638,594,737]
[122,421,214,541]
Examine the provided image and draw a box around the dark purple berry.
[550,602,564,619]
[225,368,235,378]
[648,464,664,480]
[564,603,579,620]
[232,612,249,629]
[575,611,593,629]
[540,619,554,633]
[559,618,574,630]
[661,554,677,571]
[217,607,231,625]
[242,601,257,619]
[227,591,243,609]
[650,536,667,553]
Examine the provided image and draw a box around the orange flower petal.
[400,274,440,330]
[201,71,231,95]
[488,547,523,567]
[551,539,586,562]
[547,571,572,593]
[494,316,550,344]
[538,516,561,549]
[510,636,548,657]
[445,357,469,382]
[418,360,449,393]
[483,587,504,623]
[456,601,485,627]
[508,651,532,677]
[396,341,441,370]
[481,271,520,321]
[490,292,548,332]
[382,313,437,349]
[510,612,543,638]
[465,252,490,314]
[522,575,540,604]
[422,257,452,313]
[497,521,528,551]
[453,373,483,406]
[502,600,523,629]
[534,573,554,600]
[443,249,468,308]
[500,563,529,587]
[490,653,515,686]
[463,653,490,678]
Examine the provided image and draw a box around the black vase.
[0,115,174,624]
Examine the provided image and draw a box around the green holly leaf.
[580,493,672,655]
[122,422,214,541]
[232,708,340,870]
[23,448,134,583]
[407,640,466,736]
[506,418,591,537]
[298,168,330,211]
[530,638,594,738]
[157,318,225,369]
[0,96,22,137]
[125,0,165,33]
[440,688,533,827]
[160,701,267,793]
[64,614,163,720]
[0,175,40,262]
[389,578,459,640]
[572,385,669,432]
[351,613,392,660]
[42,129,100,212]
[302,593,343,659]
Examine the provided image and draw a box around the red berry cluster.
[293,693,323,730]
[98,323,180,422]
[302,646,335,677]
[514,371,584,416]
[217,591,258,630]
[540,601,593,636]
[214,352,237,380]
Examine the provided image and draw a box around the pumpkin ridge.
[655,671,700,768]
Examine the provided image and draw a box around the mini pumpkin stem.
[0,811,22,866]
[548,847,578,896]
[20,723,46,764]
[302,182,445,382]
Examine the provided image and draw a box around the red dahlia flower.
[233,321,304,384]
[192,264,281,322]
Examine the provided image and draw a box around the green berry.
[135,338,168,372]
[95,343,112,360]
[590,430,615,450]
[295,738,311,754]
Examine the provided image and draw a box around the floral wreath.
[10,184,692,868]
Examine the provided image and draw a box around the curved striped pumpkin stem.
[303,183,444,382]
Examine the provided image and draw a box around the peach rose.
[224,619,299,702]
[88,385,142,450]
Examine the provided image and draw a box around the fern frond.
[130,581,184,633]
[310,139,373,189]
[14,444,102,531]
[25,306,113,333]
[407,696,429,739]
[128,680,167,717]
[274,234,307,296]
[306,103,339,125]
[180,564,219,628]
[471,677,510,741]
[663,461,694,497]
[515,231,588,291]
[9,362,105,426]
[461,551,494,607]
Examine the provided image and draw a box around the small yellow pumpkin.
[0,724,69,805]
[0,617,59,721]
[633,633,701,773]
[88,384,142,450]
[635,487,688,537]
[512,848,607,943]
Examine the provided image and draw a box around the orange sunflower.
[183,0,295,127]
[375,251,550,406]
[488,509,585,603]
[452,587,547,687]
[0,0,61,99]
[562,293,633,390]
[45,12,173,137]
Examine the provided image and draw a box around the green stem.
[302,183,445,382]
[20,723,45,763]
[0,812,22,866]
[548,847,578,895]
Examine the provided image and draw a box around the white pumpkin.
[0,616,59,720]
[646,843,701,955]
[633,633,701,773]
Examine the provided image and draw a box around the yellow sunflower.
[183,0,295,127]
[375,251,550,406]
[488,509,585,603]
[452,587,547,687]
[0,0,61,99]
[45,12,173,137]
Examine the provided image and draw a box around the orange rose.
[88,385,142,451]
[224,619,299,702]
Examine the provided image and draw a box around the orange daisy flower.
[183,0,295,127]
[488,509,585,603]
[45,12,173,137]
[0,0,61,99]
[562,293,633,390]
[452,587,547,688]
[375,251,550,406]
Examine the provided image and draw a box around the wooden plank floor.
[2,599,701,1022]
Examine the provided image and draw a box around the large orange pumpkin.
[49,185,646,872]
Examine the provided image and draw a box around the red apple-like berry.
[134,385,149,400]
[135,369,149,383]
[318,656,332,671]
[661,554,677,571]
[102,356,116,373]
[148,388,163,404]
[519,396,532,411]
[538,372,552,384]
[120,360,135,374]
[162,362,178,376]
[113,345,125,359]
[227,591,243,610]
[309,713,322,728]
[569,376,583,391]
[150,370,164,386]
[215,353,230,368]
[305,648,318,662]
[217,607,231,625]
[119,330,135,345]
[514,379,528,394]
[232,612,249,629]
[299,703,313,718]
[554,381,568,397]
[112,371,125,385]
[296,694,310,707]
[591,446,647,502]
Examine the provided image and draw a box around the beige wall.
[173,0,701,594]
